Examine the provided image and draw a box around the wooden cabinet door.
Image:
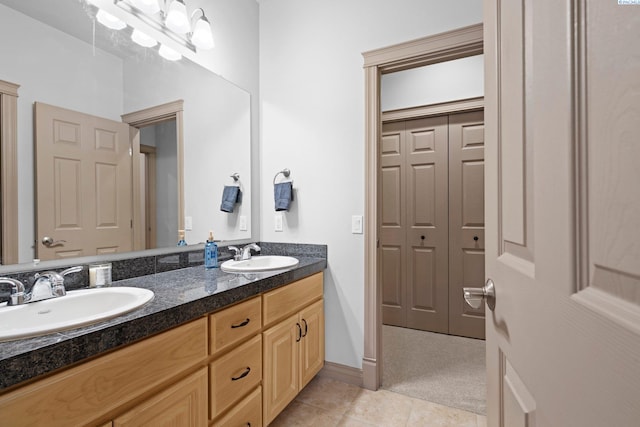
[298,299,324,390]
[113,367,208,427]
[262,313,299,426]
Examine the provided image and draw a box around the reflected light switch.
[185,216,193,231]
[239,215,247,231]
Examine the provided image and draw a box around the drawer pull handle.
[296,322,302,342]
[301,318,308,338]
[231,367,251,381]
[231,318,251,328]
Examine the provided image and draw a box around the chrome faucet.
[240,243,261,260]
[228,246,242,261]
[0,266,83,306]
[0,278,26,305]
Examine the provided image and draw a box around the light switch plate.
[275,214,283,232]
[352,215,363,234]
[184,216,193,231]
[239,215,247,231]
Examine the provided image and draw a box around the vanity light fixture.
[190,9,214,50]
[96,9,126,30]
[131,28,157,47]
[165,0,190,34]
[129,0,161,15]
[158,43,182,61]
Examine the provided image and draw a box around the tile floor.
[270,376,487,427]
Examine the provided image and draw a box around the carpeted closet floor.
[381,325,486,415]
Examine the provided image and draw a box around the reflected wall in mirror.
[0,0,251,266]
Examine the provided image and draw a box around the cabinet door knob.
[301,318,308,337]
[231,318,250,328]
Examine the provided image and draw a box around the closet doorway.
[380,109,485,340]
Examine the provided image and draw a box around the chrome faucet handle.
[32,271,63,299]
[241,243,261,260]
[228,246,242,261]
[0,277,25,306]
[60,266,83,277]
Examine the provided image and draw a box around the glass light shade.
[96,9,126,30]
[130,0,160,15]
[191,17,214,50]
[165,0,190,34]
[158,44,182,61]
[131,29,157,48]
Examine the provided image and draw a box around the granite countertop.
[0,255,327,391]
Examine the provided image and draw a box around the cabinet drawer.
[210,334,262,419]
[113,367,208,427]
[213,386,262,427]
[0,318,207,427]
[263,272,323,327]
[210,296,261,355]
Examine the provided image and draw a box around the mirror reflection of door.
[34,102,133,261]
[138,120,178,249]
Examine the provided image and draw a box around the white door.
[483,1,640,425]
[35,102,133,260]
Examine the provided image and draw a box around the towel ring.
[273,168,291,185]
[230,173,240,182]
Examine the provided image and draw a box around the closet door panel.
[405,116,448,333]
[381,122,407,326]
[448,110,485,339]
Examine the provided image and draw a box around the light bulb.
[130,0,160,15]
[96,9,126,30]
[131,29,157,48]
[165,0,190,34]
[159,44,181,61]
[191,16,214,50]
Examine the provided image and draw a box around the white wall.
[381,54,484,111]
[259,0,483,369]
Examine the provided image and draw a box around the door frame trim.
[0,79,20,265]
[122,100,184,249]
[361,23,483,390]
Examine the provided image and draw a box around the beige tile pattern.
[271,377,488,427]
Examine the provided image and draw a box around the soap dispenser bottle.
[204,231,218,269]
[177,230,187,246]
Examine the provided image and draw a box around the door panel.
[380,123,406,326]
[485,0,640,425]
[35,102,133,260]
[449,110,485,339]
[405,117,448,333]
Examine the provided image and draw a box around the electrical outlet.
[184,216,193,231]
[275,214,283,232]
[239,215,247,231]
[352,215,363,234]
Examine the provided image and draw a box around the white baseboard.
[318,361,363,387]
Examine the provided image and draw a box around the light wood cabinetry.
[0,318,207,427]
[212,386,262,427]
[262,273,324,425]
[210,334,262,419]
[0,272,324,427]
[113,367,208,427]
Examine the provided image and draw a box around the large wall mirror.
[0,0,252,269]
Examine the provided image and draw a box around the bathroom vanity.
[0,247,326,426]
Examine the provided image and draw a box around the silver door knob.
[463,279,496,311]
[42,236,66,247]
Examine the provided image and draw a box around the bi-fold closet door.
[380,110,485,339]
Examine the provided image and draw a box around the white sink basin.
[221,255,299,273]
[0,287,154,342]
